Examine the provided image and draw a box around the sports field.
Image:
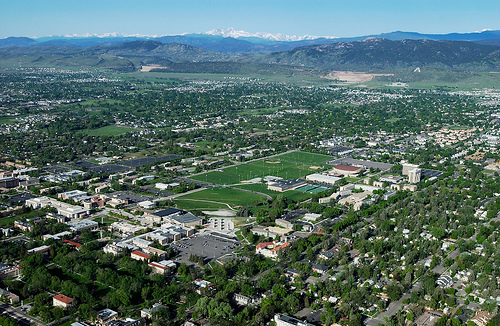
[190,151,333,186]
[83,125,136,136]
[174,187,267,209]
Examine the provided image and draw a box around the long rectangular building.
[305,173,341,185]
[26,196,90,219]
[267,179,307,192]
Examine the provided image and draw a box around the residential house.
[141,303,166,319]
[233,293,261,306]
[53,294,74,309]
[471,311,493,326]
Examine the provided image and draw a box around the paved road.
[0,303,46,326]
[365,281,422,326]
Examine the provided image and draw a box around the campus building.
[331,164,363,177]
[305,173,342,185]
[267,179,307,192]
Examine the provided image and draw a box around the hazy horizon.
[1,0,500,39]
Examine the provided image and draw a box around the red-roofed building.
[256,242,274,251]
[257,242,290,259]
[63,239,82,250]
[131,251,150,262]
[149,260,176,275]
[333,164,363,177]
[53,294,74,309]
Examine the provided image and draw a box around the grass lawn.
[0,210,46,227]
[386,118,402,123]
[93,216,119,225]
[447,126,471,130]
[174,200,229,211]
[190,151,333,185]
[0,118,17,124]
[0,216,18,227]
[234,183,312,202]
[174,187,266,208]
[83,125,136,136]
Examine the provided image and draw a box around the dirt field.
[141,65,168,72]
[323,71,393,84]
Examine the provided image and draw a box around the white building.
[408,168,422,183]
[274,313,313,326]
[149,260,176,275]
[26,196,91,219]
[305,173,341,185]
[53,294,73,309]
[67,219,99,232]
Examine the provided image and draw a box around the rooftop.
[334,164,362,172]
[53,294,73,304]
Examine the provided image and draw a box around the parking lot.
[171,232,240,264]
[421,169,443,178]
[121,155,181,167]
[329,158,394,171]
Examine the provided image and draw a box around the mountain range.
[1,29,500,72]
[2,29,500,54]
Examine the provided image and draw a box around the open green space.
[190,151,333,185]
[93,216,119,226]
[0,216,19,227]
[83,125,136,136]
[0,118,17,125]
[119,71,332,86]
[234,183,313,203]
[447,126,471,130]
[174,199,230,211]
[174,187,267,208]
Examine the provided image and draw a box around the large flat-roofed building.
[149,260,176,275]
[111,222,147,236]
[26,196,90,219]
[151,208,184,219]
[268,179,307,192]
[103,243,124,256]
[402,163,419,176]
[166,213,202,228]
[0,177,19,189]
[274,313,313,326]
[67,219,99,232]
[332,164,363,177]
[305,173,341,185]
[150,208,202,227]
[58,190,89,201]
[27,245,50,255]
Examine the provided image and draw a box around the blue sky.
[1,0,499,38]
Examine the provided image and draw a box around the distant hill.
[0,41,226,71]
[256,38,500,70]
[0,37,37,47]
[475,39,500,47]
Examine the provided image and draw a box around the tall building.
[408,168,422,183]
[402,163,420,176]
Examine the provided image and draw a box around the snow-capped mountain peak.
[204,27,335,41]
